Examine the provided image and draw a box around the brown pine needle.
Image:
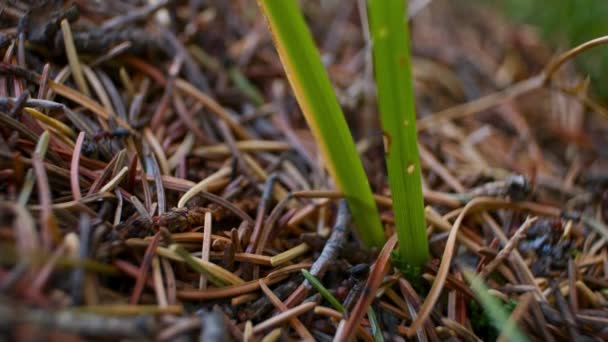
[418,35,608,131]
[130,233,161,304]
[70,132,86,200]
[192,140,291,157]
[143,128,170,175]
[169,244,245,286]
[82,65,116,118]
[337,234,398,341]
[175,78,250,139]
[260,328,282,342]
[258,280,315,341]
[313,306,374,342]
[98,166,129,193]
[24,107,76,139]
[60,19,91,97]
[168,132,194,169]
[199,212,212,290]
[269,243,310,267]
[252,301,316,335]
[407,198,559,336]
[48,81,133,131]
[152,256,168,307]
[75,305,183,316]
[177,263,310,301]
[177,166,231,208]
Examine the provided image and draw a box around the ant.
[92,127,132,141]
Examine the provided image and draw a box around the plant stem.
[257,0,385,248]
[367,0,429,267]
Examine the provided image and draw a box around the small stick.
[285,200,350,309]
[0,303,157,338]
[308,200,350,281]
[480,216,538,278]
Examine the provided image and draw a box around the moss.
[468,297,518,341]
[391,251,429,296]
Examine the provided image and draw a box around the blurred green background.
[491,0,608,98]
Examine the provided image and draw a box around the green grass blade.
[367,307,385,342]
[302,269,385,341]
[463,269,529,342]
[257,0,385,248]
[367,0,429,267]
[301,269,345,312]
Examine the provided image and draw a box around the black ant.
[92,127,132,141]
